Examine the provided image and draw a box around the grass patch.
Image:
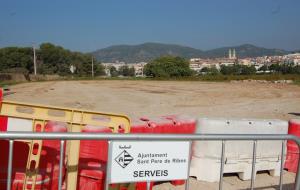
[294,80,300,85]
[195,74,300,82]
[0,80,21,87]
[1,74,300,87]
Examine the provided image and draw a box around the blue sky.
[0,0,299,52]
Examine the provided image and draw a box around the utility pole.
[33,45,37,75]
[91,56,94,78]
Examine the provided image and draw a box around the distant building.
[284,53,300,65]
[219,58,235,66]
[189,58,218,72]
[102,62,125,70]
[130,62,147,77]
[189,57,236,72]
[102,62,147,77]
[190,51,299,73]
[238,58,252,66]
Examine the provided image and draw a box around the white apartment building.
[102,62,147,77]
[131,62,147,77]
[284,53,300,65]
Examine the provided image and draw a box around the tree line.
[259,64,300,74]
[1,43,299,79]
[216,63,300,75]
[0,43,105,76]
[144,56,300,78]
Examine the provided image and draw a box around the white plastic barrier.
[190,118,288,182]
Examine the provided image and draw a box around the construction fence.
[0,132,299,190]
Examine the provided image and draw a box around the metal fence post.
[279,140,285,190]
[219,140,225,190]
[146,181,151,190]
[185,141,192,190]
[250,140,257,190]
[105,141,112,190]
[7,140,14,190]
[294,138,300,190]
[58,140,65,190]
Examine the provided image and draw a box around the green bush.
[109,66,119,77]
[220,64,256,75]
[269,63,300,74]
[118,65,135,77]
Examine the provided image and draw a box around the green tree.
[0,47,33,73]
[201,67,220,75]
[200,67,209,72]
[220,64,256,75]
[39,43,72,75]
[39,43,105,76]
[118,65,135,77]
[268,63,300,74]
[93,63,105,76]
[269,64,280,72]
[240,65,256,75]
[220,65,239,75]
[258,65,268,72]
[144,56,192,78]
[109,66,119,77]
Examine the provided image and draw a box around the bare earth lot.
[5,80,300,190]
[5,80,300,120]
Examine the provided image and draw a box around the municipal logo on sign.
[115,150,134,168]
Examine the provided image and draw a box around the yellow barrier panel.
[0,99,130,190]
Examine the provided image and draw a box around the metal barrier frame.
[1,132,300,190]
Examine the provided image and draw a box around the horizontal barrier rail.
[1,132,300,190]
[1,132,300,141]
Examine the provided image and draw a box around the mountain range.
[91,42,290,63]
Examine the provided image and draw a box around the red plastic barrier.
[1,117,30,190]
[12,173,50,190]
[130,115,196,189]
[161,115,196,134]
[170,180,185,186]
[0,141,29,189]
[77,125,112,190]
[131,117,172,133]
[39,121,67,190]
[0,115,8,131]
[285,119,300,173]
[0,121,67,190]
[135,182,154,190]
[131,115,196,134]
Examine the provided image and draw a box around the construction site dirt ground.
[4,80,300,190]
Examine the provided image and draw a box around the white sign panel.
[108,141,190,183]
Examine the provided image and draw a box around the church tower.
[233,49,236,59]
